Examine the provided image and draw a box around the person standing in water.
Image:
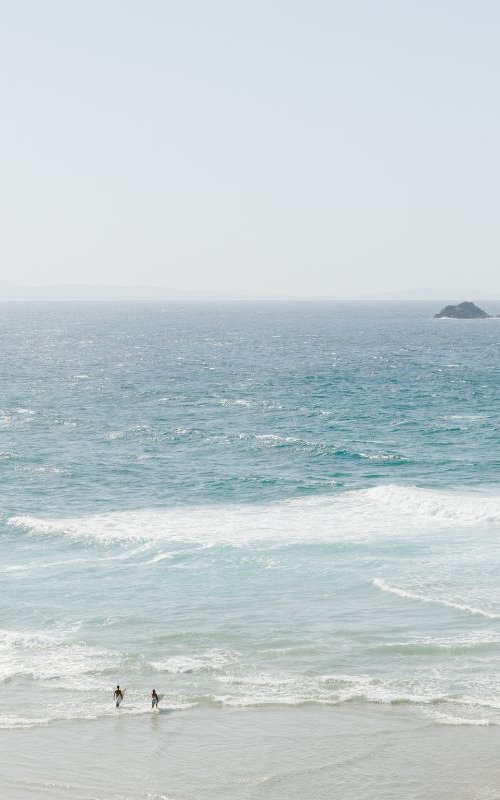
[114,685,123,707]
[151,689,159,709]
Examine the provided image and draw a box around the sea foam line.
[8,484,500,546]
[422,709,493,726]
[373,578,500,619]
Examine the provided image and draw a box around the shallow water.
[1,302,500,796]
[2,706,500,800]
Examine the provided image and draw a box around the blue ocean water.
[2,301,500,730]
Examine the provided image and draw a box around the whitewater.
[2,301,500,799]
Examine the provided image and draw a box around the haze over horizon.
[2,1,500,299]
[3,280,500,305]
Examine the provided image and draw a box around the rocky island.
[434,301,491,319]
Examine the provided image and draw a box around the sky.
[1,0,499,299]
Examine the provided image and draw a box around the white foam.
[151,649,239,674]
[0,715,50,729]
[423,710,492,726]
[1,557,89,574]
[145,552,175,564]
[215,398,282,410]
[0,699,190,729]
[214,671,336,707]
[15,464,62,474]
[8,485,500,546]
[373,578,500,618]
[103,424,152,441]
[319,673,373,685]
[0,627,120,684]
[445,414,485,421]
[374,631,500,653]
[0,628,66,649]
[212,670,445,708]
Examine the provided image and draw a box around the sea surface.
[2,301,500,799]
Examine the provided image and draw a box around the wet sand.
[1,704,499,799]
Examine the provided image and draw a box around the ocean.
[2,301,500,799]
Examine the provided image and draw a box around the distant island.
[434,301,492,319]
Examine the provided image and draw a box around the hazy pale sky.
[1,0,499,298]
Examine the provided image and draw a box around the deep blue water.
[2,302,500,517]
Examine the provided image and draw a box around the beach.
[2,301,500,798]
[2,705,500,799]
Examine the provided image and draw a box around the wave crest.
[373,578,500,619]
[8,485,500,545]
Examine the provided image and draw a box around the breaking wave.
[8,484,500,546]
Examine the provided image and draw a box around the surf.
[372,578,500,619]
[8,484,500,546]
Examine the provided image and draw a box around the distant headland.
[434,301,494,319]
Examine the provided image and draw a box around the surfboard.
[115,689,125,707]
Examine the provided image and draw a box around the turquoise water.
[2,301,500,737]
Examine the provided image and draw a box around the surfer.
[151,689,159,709]
[114,685,123,707]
